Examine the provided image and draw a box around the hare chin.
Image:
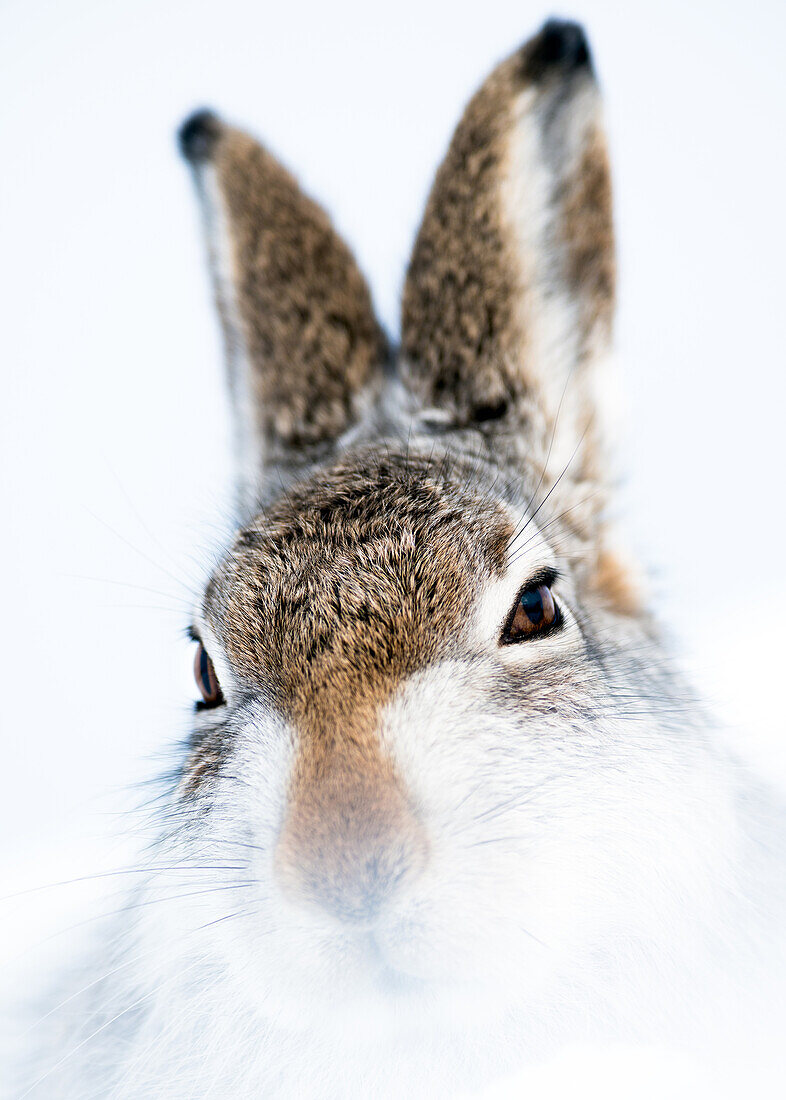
[208,890,568,1041]
[225,948,521,1043]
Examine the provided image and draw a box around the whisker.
[508,487,603,566]
[0,864,250,904]
[508,362,578,547]
[507,421,591,554]
[102,458,190,576]
[59,574,193,608]
[21,894,254,1040]
[19,956,206,1098]
[81,506,195,597]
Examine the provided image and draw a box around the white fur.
[194,162,266,515]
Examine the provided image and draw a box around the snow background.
[1,0,785,1094]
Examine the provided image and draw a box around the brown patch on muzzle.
[275,696,429,923]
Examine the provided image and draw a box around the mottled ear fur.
[401,20,616,539]
[179,110,387,512]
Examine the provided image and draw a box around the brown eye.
[502,582,560,645]
[194,643,224,707]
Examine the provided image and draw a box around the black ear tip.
[178,109,222,163]
[523,18,593,82]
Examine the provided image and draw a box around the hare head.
[170,19,734,1048]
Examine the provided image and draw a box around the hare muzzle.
[275,727,429,924]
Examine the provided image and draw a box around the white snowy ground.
[1,0,785,1096]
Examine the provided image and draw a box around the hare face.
[166,447,733,1038]
[167,18,736,1046]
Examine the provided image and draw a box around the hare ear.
[402,20,615,511]
[179,111,387,509]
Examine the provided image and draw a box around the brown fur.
[401,28,615,428]
[208,123,387,449]
[591,546,642,617]
[400,59,521,423]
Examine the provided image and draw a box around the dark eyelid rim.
[499,566,562,646]
[519,566,559,592]
[188,626,227,711]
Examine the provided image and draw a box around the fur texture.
[17,18,786,1100]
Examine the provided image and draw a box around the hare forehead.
[203,449,513,714]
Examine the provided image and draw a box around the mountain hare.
[18,18,786,1099]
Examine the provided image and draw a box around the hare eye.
[194,643,224,707]
[501,580,560,645]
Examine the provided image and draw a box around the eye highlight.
[501,574,561,645]
[194,642,224,708]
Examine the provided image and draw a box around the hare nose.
[274,759,429,924]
